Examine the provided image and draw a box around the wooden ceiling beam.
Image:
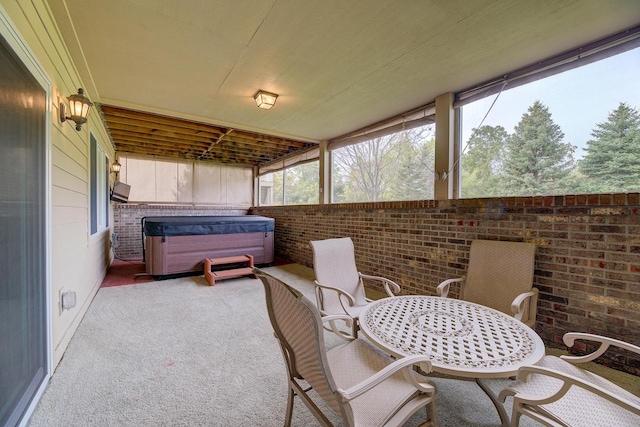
[101,105,227,134]
[107,122,305,151]
[199,129,233,159]
[117,147,201,160]
[113,142,203,158]
[100,104,313,146]
[111,130,298,158]
[117,145,261,166]
[115,139,274,162]
[109,130,210,149]
[103,114,225,140]
[114,140,274,162]
[100,105,318,167]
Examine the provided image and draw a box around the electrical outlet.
[61,291,77,311]
[58,287,65,315]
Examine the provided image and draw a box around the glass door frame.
[0,5,53,426]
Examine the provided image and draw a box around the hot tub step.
[204,254,256,286]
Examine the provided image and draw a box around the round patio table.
[359,295,545,425]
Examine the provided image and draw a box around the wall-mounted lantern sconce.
[60,88,93,131]
[110,160,121,180]
[254,90,278,109]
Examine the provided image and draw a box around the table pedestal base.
[425,373,511,426]
[476,378,510,427]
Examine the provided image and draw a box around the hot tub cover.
[143,215,275,237]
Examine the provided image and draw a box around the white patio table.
[358,295,545,426]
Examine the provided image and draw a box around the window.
[459,46,640,198]
[285,162,319,205]
[259,171,283,206]
[258,161,318,206]
[90,133,108,234]
[332,124,435,203]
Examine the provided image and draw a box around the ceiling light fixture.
[60,88,93,131]
[254,90,278,109]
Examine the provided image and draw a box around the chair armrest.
[314,280,356,308]
[499,364,640,417]
[322,314,357,341]
[337,355,435,402]
[510,288,538,326]
[561,332,640,364]
[359,273,401,297]
[436,278,463,298]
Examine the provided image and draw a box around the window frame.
[90,132,109,235]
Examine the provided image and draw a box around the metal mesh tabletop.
[359,296,545,378]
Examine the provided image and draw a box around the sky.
[461,46,640,159]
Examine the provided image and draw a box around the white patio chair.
[499,332,640,426]
[310,237,401,339]
[255,269,437,427]
[436,240,538,327]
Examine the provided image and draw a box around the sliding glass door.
[0,33,47,427]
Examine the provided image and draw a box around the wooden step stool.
[204,254,256,286]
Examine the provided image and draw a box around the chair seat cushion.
[327,339,422,427]
[509,355,640,427]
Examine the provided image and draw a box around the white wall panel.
[119,155,251,205]
[125,157,156,201]
[177,162,193,203]
[194,162,222,203]
[155,160,178,202]
[225,167,252,204]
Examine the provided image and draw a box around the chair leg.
[418,400,438,427]
[427,400,438,427]
[284,383,295,427]
[510,407,521,427]
[351,318,359,339]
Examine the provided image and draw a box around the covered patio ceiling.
[50,0,640,167]
[100,105,316,166]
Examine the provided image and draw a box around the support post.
[319,140,331,204]
[434,92,455,200]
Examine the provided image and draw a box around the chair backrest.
[462,240,537,316]
[256,270,342,415]
[310,237,368,309]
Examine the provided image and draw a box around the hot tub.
[143,215,275,277]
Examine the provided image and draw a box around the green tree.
[578,102,640,192]
[503,101,575,195]
[461,125,509,197]
[388,126,436,201]
[260,171,283,205]
[333,125,436,203]
[333,134,402,202]
[285,162,319,204]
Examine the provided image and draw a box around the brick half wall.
[252,193,640,375]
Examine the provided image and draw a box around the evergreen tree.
[503,100,575,195]
[579,103,640,192]
[388,126,435,201]
[461,125,508,198]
